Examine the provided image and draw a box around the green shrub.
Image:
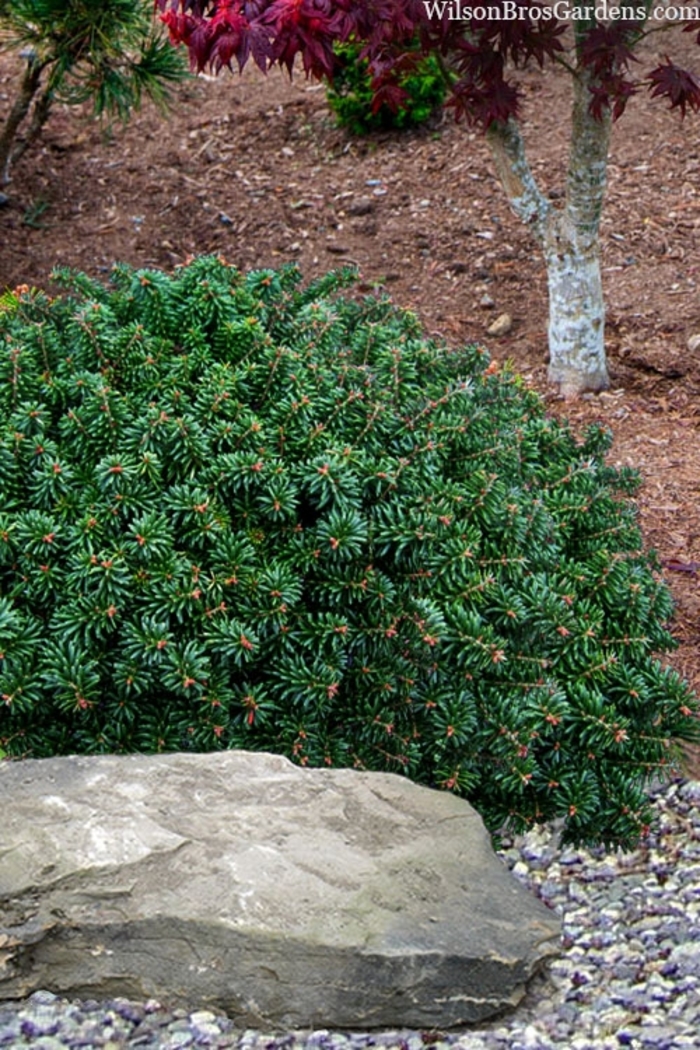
[0,258,697,847]
[326,40,445,134]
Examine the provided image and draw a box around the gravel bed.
[1,778,699,1050]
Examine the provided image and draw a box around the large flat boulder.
[0,751,560,1028]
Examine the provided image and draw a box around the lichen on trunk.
[543,215,609,396]
[485,63,613,396]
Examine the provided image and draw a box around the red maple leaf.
[448,72,519,128]
[683,18,700,46]
[472,6,565,69]
[369,78,409,116]
[588,73,637,122]
[208,5,271,72]
[647,60,700,117]
[262,0,342,77]
[581,22,639,78]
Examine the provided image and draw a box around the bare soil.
[1,35,699,768]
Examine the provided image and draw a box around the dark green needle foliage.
[0,258,697,849]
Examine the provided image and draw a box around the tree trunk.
[485,67,612,396]
[542,212,608,396]
[0,56,47,185]
[6,84,54,174]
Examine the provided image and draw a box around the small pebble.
[486,313,512,337]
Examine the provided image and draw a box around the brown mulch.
[1,35,699,769]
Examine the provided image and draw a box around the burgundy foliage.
[648,60,700,116]
[154,0,700,126]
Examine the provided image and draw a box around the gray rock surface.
[0,751,560,1028]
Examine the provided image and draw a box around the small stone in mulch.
[347,197,375,217]
[486,312,513,336]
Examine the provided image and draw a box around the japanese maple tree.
[155,0,700,395]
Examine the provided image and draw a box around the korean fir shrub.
[0,257,698,848]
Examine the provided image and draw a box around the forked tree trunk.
[486,67,612,396]
[0,54,51,186]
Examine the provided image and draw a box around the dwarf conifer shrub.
[0,258,697,847]
[326,40,445,134]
